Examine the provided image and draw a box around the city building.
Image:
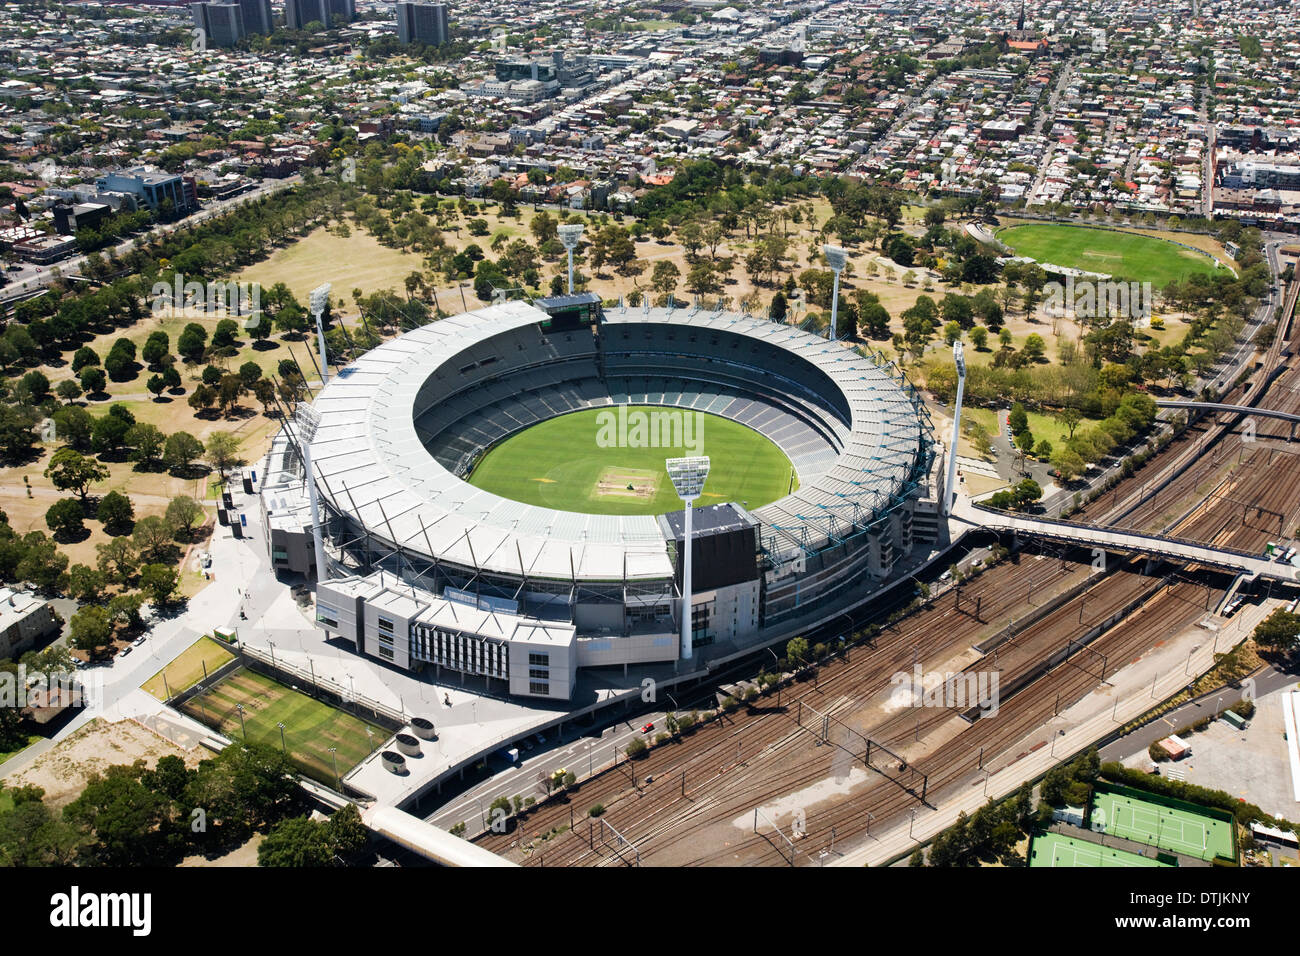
[95,167,196,215]
[396,1,449,46]
[285,0,354,30]
[237,0,274,35]
[191,2,245,47]
[0,587,60,660]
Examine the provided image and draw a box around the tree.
[107,592,145,631]
[650,260,680,300]
[969,326,989,350]
[15,532,67,593]
[164,431,204,473]
[97,490,135,535]
[1007,403,1029,437]
[0,790,84,866]
[786,636,809,665]
[211,318,240,352]
[257,817,332,867]
[132,515,174,563]
[206,432,243,478]
[91,413,131,456]
[52,405,94,451]
[96,536,137,582]
[71,347,99,372]
[1253,608,1300,654]
[139,563,180,607]
[166,496,205,539]
[20,370,50,404]
[68,605,114,657]
[43,448,109,503]
[1055,407,1083,440]
[142,331,170,369]
[126,423,166,466]
[45,498,86,540]
[78,366,106,395]
[64,765,180,867]
[65,563,106,604]
[770,291,787,322]
[217,374,245,417]
[55,378,83,405]
[177,323,207,362]
[1051,448,1086,482]
[188,383,217,415]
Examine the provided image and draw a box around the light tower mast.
[309,283,332,386]
[557,224,585,295]
[943,340,967,516]
[666,456,710,661]
[294,405,329,583]
[822,244,847,342]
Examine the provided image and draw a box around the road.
[1,175,301,301]
[1098,663,1296,764]
[1026,56,1078,206]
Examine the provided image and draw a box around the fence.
[166,643,407,734]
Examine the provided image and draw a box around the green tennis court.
[1029,832,1168,868]
[1091,792,1233,861]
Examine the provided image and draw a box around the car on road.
[640,722,655,734]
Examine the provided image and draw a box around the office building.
[396,2,449,46]
[191,2,245,47]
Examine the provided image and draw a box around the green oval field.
[466,405,798,515]
[996,224,1226,287]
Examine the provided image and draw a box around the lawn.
[467,405,797,515]
[0,734,40,771]
[235,226,428,306]
[179,667,384,785]
[962,405,1098,451]
[141,635,236,701]
[996,223,1225,287]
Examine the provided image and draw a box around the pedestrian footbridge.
[363,806,517,867]
[953,497,1298,583]
[1157,399,1300,436]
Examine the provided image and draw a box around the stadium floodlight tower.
[309,282,332,386]
[666,456,710,661]
[943,340,967,517]
[557,224,585,295]
[822,244,848,342]
[294,404,329,584]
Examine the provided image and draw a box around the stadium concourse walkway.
[949,495,1298,583]
[831,595,1280,867]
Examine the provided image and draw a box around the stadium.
[258,296,941,701]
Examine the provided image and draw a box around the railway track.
[466,280,1300,866]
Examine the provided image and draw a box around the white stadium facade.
[257,296,942,701]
